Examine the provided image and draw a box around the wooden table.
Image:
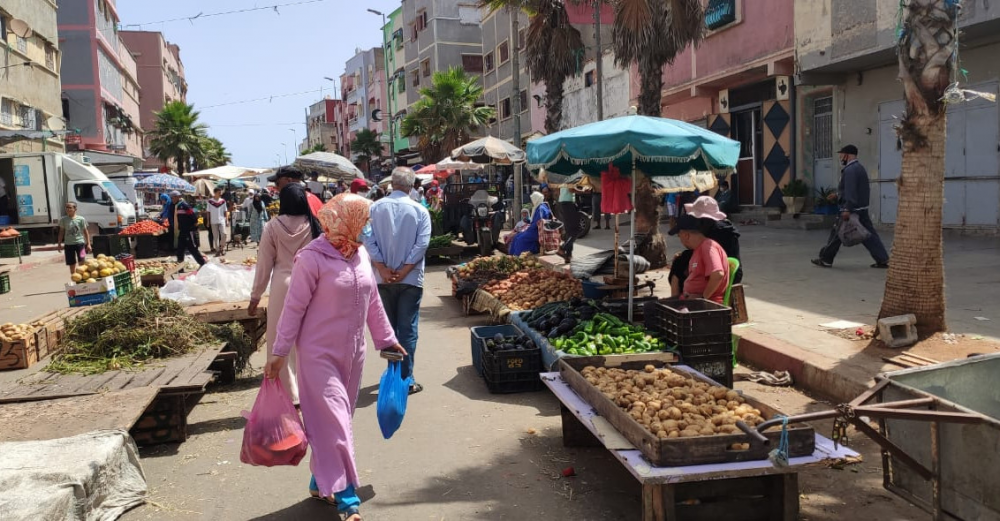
[542,372,859,521]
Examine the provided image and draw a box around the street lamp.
[367,8,394,165]
[280,143,289,164]
[288,128,298,154]
[323,76,339,100]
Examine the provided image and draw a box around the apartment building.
[478,7,532,146]
[382,7,408,155]
[797,0,1000,230]
[401,0,483,163]
[0,0,64,153]
[58,0,143,162]
[119,30,187,170]
[304,98,342,153]
[339,47,384,161]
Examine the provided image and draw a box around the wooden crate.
[557,355,815,467]
[643,474,799,521]
[0,337,38,370]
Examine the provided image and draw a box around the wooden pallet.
[184,299,268,350]
[0,343,227,445]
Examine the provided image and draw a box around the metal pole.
[593,0,604,121]
[381,12,392,166]
[510,7,523,215]
[628,157,636,323]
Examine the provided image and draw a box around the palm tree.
[480,1,584,134]
[147,101,207,174]
[401,67,496,162]
[300,143,326,155]
[350,128,383,174]
[609,0,705,268]
[878,1,958,333]
[192,136,231,171]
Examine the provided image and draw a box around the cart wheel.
[576,212,591,239]
[478,228,493,257]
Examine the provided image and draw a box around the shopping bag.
[538,218,563,253]
[837,213,871,247]
[240,377,308,467]
[376,360,413,439]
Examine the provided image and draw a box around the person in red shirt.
[669,215,730,304]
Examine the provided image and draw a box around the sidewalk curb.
[1,253,63,273]
[736,328,872,404]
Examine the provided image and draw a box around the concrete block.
[877,314,918,348]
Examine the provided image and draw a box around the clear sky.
[116,0,401,168]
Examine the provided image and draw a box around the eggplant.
[493,333,505,344]
[547,327,561,339]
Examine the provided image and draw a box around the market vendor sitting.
[508,191,552,256]
[668,214,729,304]
[503,208,532,247]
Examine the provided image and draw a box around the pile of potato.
[0,322,39,343]
[582,365,767,442]
[483,269,582,311]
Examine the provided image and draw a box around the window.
[0,99,15,126]
[705,0,739,31]
[462,54,483,74]
[395,31,404,50]
[518,28,527,50]
[411,70,420,88]
[484,52,495,73]
[74,184,105,204]
[416,10,428,32]
[421,58,430,78]
[15,35,27,54]
[398,79,406,93]
[18,105,38,130]
[45,43,56,70]
[498,40,510,65]
[585,70,596,87]
[813,97,834,160]
[500,97,512,120]
[0,16,7,41]
[411,23,418,41]
[62,98,70,121]
[519,90,528,114]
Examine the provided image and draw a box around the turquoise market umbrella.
[526,115,740,321]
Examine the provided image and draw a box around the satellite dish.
[8,19,33,39]
[45,116,65,131]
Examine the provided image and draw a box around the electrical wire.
[199,88,326,109]
[208,122,304,127]
[121,0,331,28]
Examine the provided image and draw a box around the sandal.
[409,382,424,395]
[308,476,337,506]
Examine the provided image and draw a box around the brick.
[877,314,918,348]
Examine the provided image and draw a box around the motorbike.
[551,193,592,241]
[465,190,505,257]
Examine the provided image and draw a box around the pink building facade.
[119,30,187,169]
[647,0,795,208]
[57,0,143,161]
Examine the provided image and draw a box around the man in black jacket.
[812,145,889,268]
[169,191,206,266]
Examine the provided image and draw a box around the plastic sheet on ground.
[570,250,649,279]
[159,262,257,306]
[0,429,146,521]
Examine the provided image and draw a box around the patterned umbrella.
[135,173,196,193]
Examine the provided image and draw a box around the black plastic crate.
[644,298,732,350]
[470,324,524,376]
[483,364,544,393]
[92,235,130,257]
[483,344,542,376]
[135,235,159,259]
[681,353,734,388]
[602,296,658,322]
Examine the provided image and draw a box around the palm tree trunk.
[637,57,664,118]
[633,174,667,268]
[878,0,956,333]
[544,80,564,134]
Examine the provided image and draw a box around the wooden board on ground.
[0,343,227,403]
[0,387,158,442]
[183,299,268,351]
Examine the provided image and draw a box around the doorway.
[732,107,762,205]
[812,96,836,192]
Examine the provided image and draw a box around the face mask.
[357,222,372,242]
[841,159,848,166]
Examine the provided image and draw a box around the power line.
[199,88,325,109]
[121,0,330,28]
[208,122,304,127]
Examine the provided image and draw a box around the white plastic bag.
[159,263,256,305]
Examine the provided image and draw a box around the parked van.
[0,152,137,235]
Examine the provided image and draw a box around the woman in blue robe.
[509,191,552,256]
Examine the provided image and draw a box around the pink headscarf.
[317,193,371,258]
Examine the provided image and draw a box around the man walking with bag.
[811,145,890,268]
[365,167,432,395]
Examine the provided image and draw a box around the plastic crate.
[92,235,129,257]
[135,235,159,259]
[470,324,524,376]
[0,272,10,294]
[483,367,544,394]
[115,253,136,272]
[19,231,30,255]
[0,239,19,258]
[113,271,133,297]
[483,344,543,376]
[644,298,732,355]
[681,353,734,388]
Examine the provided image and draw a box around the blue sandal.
[344,506,361,520]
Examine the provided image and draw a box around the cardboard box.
[66,276,116,297]
[68,289,117,307]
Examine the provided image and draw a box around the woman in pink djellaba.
[265,193,405,521]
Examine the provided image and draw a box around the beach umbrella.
[451,136,526,165]
[294,152,364,181]
[184,165,270,180]
[526,115,740,321]
[135,173,196,194]
[193,178,216,197]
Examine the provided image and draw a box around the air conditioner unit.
[718,89,730,114]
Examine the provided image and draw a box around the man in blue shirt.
[365,167,432,394]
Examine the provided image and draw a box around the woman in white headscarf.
[508,191,552,256]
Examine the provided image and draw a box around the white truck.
[0,152,137,235]
[104,171,145,217]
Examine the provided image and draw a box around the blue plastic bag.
[376,360,412,439]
